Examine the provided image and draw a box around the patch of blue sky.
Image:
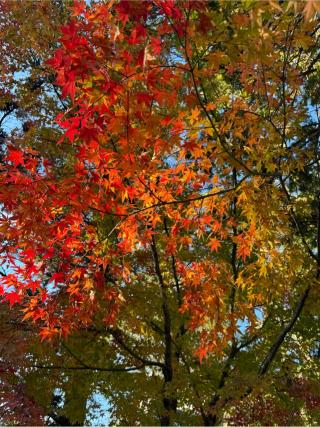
[1,71,30,132]
[85,392,110,426]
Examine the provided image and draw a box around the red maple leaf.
[5,148,24,166]
[3,292,21,307]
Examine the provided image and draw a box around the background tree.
[0,1,73,424]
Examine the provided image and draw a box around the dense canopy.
[1,0,320,425]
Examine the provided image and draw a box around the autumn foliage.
[1,0,320,425]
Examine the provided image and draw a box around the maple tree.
[0,1,72,424]
[1,0,320,425]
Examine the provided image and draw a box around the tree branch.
[258,286,310,376]
[108,327,164,369]
[29,363,144,372]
